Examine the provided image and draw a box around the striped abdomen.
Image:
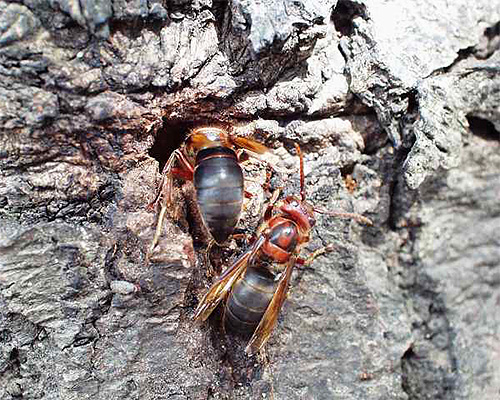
[225,266,277,334]
[193,146,244,244]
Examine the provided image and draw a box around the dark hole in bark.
[212,0,229,33]
[9,347,19,362]
[456,46,475,60]
[331,0,368,36]
[8,347,21,372]
[401,346,416,395]
[467,115,500,141]
[340,163,355,177]
[405,90,419,115]
[148,120,194,172]
[485,20,500,40]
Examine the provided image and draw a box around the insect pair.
[150,126,371,354]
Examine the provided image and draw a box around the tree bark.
[1,1,499,399]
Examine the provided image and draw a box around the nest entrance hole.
[148,120,196,172]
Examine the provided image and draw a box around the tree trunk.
[1,1,499,399]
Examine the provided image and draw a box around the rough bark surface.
[1,0,499,399]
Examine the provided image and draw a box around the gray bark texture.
[1,0,499,399]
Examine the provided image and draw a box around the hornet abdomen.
[194,146,244,244]
[225,266,277,334]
